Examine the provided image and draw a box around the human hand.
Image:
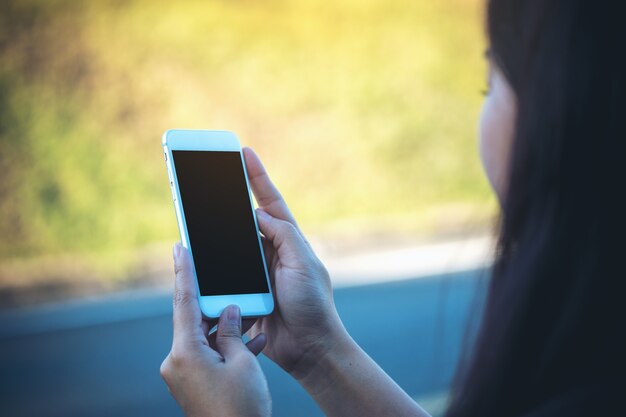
[160,243,271,417]
[243,147,351,381]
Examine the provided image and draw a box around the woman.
[159,0,625,415]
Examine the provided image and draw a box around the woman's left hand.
[160,243,271,417]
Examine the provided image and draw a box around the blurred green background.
[0,0,493,298]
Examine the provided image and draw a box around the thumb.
[171,243,204,348]
[216,305,247,359]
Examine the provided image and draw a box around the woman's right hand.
[243,148,430,417]
[243,147,351,381]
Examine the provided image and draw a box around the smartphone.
[162,129,274,318]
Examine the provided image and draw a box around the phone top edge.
[163,129,241,150]
[163,129,239,141]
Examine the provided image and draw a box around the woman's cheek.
[478,75,516,203]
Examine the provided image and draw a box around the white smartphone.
[162,129,274,318]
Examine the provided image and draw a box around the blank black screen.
[172,150,269,296]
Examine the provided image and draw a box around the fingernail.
[227,305,241,327]
[173,243,182,262]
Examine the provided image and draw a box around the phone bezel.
[162,129,274,318]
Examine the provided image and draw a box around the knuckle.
[280,220,298,233]
[169,348,191,369]
[240,351,256,366]
[219,325,241,339]
[160,356,173,380]
[316,256,330,275]
[232,349,256,367]
[174,261,187,276]
[173,288,193,309]
[275,220,299,240]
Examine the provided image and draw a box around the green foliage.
[0,0,494,263]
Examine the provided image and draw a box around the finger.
[215,305,248,359]
[201,320,210,336]
[202,318,218,338]
[256,209,311,268]
[171,243,205,347]
[244,147,314,248]
[246,333,267,356]
[261,235,276,266]
[243,147,299,227]
[208,318,256,350]
[261,236,278,283]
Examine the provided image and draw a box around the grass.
[0,0,495,285]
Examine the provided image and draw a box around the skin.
[479,58,517,201]
[161,59,517,416]
[160,244,271,417]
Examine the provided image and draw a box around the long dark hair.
[446,0,626,415]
